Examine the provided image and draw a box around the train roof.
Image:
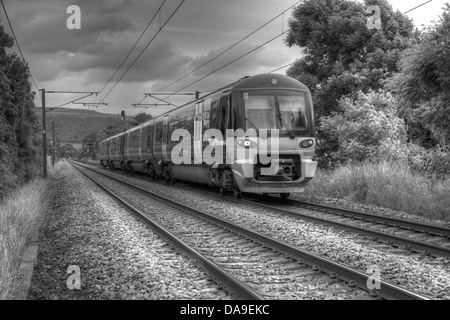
[231,73,309,91]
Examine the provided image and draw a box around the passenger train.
[98,74,318,198]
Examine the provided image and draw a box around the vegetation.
[0,22,41,199]
[305,161,450,221]
[79,112,153,159]
[0,177,49,299]
[286,0,450,219]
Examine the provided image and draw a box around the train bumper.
[231,159,317,193]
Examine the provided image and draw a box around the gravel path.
[84,165,450,299]
[29,163,229,300]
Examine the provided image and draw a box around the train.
[98,74,318,198]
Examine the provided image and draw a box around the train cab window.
[278,95,308,130]
[244,96,277,130]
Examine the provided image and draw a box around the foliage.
[304,161,450,221]
[286,0,417,118]
[133,112,153,125]
[58,144,80,159]
[0,177,49,299]
[317,90,408,168]
[0,21,40,199]
[79,112,153,158]
[388,4,450,148]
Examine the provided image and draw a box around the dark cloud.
[0,0,302,112]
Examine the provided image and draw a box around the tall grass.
[0,169,53,299]
[305,161,450,221]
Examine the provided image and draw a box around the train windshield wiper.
[245,117,259,135]
[275,101,295,140]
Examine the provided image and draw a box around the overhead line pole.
[40,89,99,178]
[41,89,47,178]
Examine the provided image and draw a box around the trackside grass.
[304,161,450,222]
[0,161,71,299]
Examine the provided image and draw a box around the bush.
[305,161,450,221]
[316,90,409,169]
[0,178,49,299]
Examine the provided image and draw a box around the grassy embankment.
[304,161,450,222]
[0,162,68,299]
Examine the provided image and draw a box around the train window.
[219,95,229,132]
[244,96,277,130]
[210,99,219,129]
[201,98,210,131]
[185,116,194,135]
[168,122,175,141]
[155,122,162,144]
[147,126,153,147]
[278,95,308,130]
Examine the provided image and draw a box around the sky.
[0,0,448,117]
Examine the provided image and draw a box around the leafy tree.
[318,90,408,168]
[0,21,40,199]
[389,4,450,148]
[285,0,416,117]
[133,112,153,125]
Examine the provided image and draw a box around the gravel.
[84,164,450,299]
[29,163,229,300]
[291,194,450,228]
[84,168,372,300]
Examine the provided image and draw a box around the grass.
[305,161,450,222]
[0,162,69,299]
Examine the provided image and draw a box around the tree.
[285,0,416,117]
[0,21,40,199]
[389,4,450,148]
[133,112,153,125]
[318,90,408,168]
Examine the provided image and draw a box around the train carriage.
[99,74,318,198]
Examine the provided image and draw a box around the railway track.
[87,160,450,259]
[70,160,429,300]
[75,160,450,259]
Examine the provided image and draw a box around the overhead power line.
[100,0,186,103]
[98,0,167,94]
[403,0,433,15]
[154,0,301,95]
[163,32,287,100]
[0,0,41,97]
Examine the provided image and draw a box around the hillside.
[33,107,123,149]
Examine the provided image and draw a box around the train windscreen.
[244,91,313,136]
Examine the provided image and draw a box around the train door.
[162,115,169,161]
[194,101,203,164]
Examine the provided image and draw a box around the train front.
[229,74,317,195]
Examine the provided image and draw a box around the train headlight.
[299,139,314,148]
[237,138,257,149]
[270,77,279,86]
